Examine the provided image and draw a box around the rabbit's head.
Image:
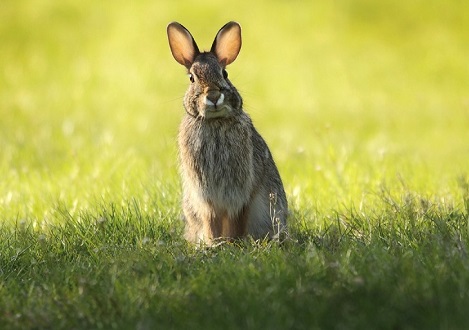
[167,22,243,119]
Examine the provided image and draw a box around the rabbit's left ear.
[211,21,242,67]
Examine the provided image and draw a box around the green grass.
[1,0,469,329]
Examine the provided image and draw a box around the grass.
[1,0,469,329]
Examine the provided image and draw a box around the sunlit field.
[1,0,469,328]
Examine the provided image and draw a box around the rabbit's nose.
[205,90,223,106]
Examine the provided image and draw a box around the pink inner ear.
[213,23,241,66]
[167,23,198,68]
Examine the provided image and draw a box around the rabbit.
[167,21,288,245]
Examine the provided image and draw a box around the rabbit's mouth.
[201,92,232,118]
[203,105,232,119]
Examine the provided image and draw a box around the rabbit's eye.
[222,70,228,79]
[189,74,195,83]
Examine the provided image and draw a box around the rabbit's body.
[167,22,287,244]
[179,111,287,242]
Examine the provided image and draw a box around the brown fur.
[167,21,288,245]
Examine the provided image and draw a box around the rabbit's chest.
[195,126,253,185]
[179,120,255,207]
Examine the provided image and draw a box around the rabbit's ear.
[211,21,242,67]
[167,22,200,68]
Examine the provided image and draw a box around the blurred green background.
[1,0,468,223]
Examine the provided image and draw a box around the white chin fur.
[204,97,215,106]
[203,93,225,107]
[216,93,224,106]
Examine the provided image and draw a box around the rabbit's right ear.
[167,22,200,69]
